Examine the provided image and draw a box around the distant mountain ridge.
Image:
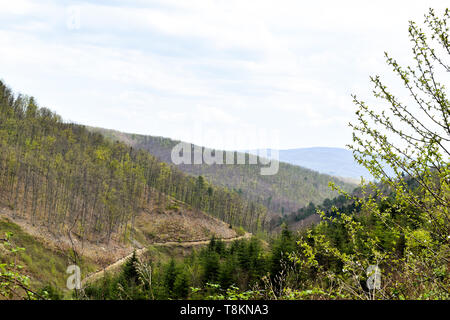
[251,147,374,181]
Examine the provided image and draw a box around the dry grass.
[134,197,236,244]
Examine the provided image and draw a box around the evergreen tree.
[270,224,295,278]
[120,250,139,286]
[202,251,220,284]
[163,259,178,296]
[173,270,190,299]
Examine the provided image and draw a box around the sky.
[0,0,448,150]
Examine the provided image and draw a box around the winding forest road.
[81,233,251,287]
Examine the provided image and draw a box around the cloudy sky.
[0,0,447,150]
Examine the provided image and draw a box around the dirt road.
[81,233,251,286]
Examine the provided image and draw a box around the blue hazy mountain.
[264,147,374,181]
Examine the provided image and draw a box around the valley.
[0,80,356,297]
[0,7,448,302]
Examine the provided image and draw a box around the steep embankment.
[0,208,99,291]
[0,192,241,291]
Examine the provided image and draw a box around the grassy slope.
[0,217,98,293]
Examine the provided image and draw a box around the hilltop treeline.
[0,81,268,243]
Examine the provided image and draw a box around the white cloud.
[0,0,448,149]
[0,0,37,15]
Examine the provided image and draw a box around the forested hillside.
[0,81,270,241]
[1,6,448,303]
[88,128,356,216]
